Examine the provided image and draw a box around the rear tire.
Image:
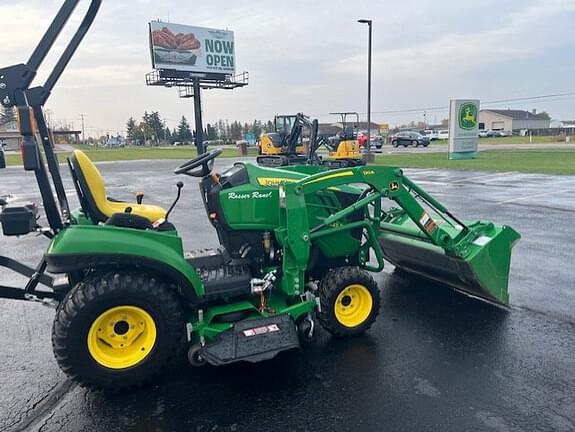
[392,140,398,147]
[318,267,380,337]
[52,272,186,392]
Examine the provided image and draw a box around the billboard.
[448,99,479,160]
[149,21,235,75]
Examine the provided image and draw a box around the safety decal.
[420,212,437,234]
[242,324,280,337]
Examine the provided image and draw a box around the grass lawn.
[432,135,567,145]
[374,149,575,175]
[4,145,258,167]
[5,146,574,175]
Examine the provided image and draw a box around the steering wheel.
[174,148,223,177]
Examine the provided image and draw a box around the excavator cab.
[257,113,310,167]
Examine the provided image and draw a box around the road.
[0,159,574,432]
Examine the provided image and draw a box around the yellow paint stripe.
[257,177,299,186]
[304,170,354,185]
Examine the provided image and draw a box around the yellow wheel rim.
[334,284,373,328]
[87,305,157,369]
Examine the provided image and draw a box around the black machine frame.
[145,68,249,154]
[0,0,103,301]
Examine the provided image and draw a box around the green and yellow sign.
[459,102,478,130]
[448,99,480,160]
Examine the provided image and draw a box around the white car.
[437,130,449,140]
[478,130,490,138]
[423,129,439,140]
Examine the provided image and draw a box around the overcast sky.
[1,0,574,135]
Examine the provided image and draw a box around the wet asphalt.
[0,158,574,432]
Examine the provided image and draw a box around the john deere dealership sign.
[149,21,235,75]
[448,99,479,160]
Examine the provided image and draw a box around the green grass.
[5,145,574,175]
[5,145,258,166]
[374,149,575,175]
[432,135,567,145]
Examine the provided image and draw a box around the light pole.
[357,18,373,162]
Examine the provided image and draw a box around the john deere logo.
[459,103,477,130]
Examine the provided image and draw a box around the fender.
[44,225,205,301]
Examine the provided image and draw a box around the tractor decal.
[459,103,478,130]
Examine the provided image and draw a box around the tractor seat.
[68,150,167,224]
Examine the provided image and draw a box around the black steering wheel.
[174,148,223,177]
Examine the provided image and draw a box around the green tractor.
[0,0,520,392]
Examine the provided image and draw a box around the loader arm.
[276,165,519,305]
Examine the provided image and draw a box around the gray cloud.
[1,0,573,133]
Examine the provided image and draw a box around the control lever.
[136,192,144,205]
[165,181,184,221]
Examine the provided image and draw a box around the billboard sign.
[149,21,235,75]
[448,99,479,160]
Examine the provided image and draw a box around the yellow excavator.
[258,112,365,168]
[257,114,309,167]
[318,112,365,168]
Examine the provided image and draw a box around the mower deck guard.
[378,217,520,306]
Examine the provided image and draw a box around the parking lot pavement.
[1,159,574,432]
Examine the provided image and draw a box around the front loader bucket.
[378,218,520,306]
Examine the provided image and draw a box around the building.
[317,121,383,137]
[479,109,550,132]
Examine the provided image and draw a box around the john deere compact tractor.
[0,0,520,392]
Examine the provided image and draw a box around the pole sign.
[448,99,479,160]
[149,21,235,75]
[245,132,256,145]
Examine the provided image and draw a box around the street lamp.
[357,18,373,162]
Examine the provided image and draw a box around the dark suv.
[391,131,430,148]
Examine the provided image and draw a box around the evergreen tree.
[177,116,193,143]
[126,117,137,144]
[164,126,173,144]
[206,123,217,140]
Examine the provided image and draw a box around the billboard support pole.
[192,78,205,155]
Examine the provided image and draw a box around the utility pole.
[80,114,85,144]
[358,18,373,162]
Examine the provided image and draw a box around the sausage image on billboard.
[149,21,235,74]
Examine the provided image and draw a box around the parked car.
[391,131,430,147]
[437,129,449,140]
[423,129,439,140]
[370,136,384,149]
[478,129,490,138]
[486,130,511,137]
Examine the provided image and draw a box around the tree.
[206,123,217,140]
[177,116,193,143]
[126,117,137,144]
[252,120,262,138]
[164,126,173,144]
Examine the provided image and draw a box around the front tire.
[52,272,186,392]
[318,267,381,337]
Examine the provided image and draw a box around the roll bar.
[0,0,103,233]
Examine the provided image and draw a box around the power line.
[365,91,575,115]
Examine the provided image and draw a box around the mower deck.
[200,314,300,366]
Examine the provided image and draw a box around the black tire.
[317,267,380,337]
[392,140,398,147]
[52,272,186,392]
